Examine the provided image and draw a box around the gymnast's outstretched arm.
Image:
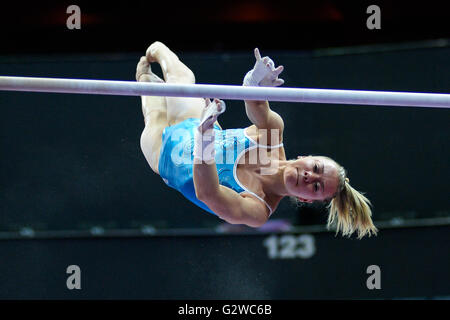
[192,99,270,227]
[194,160,270,227]
[243,48,285,138]
[244,100,284,136]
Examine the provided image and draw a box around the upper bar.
[0,76,449,108]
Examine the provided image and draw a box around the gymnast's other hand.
[243,48,284,87]
[197,98,226,134]
[193,98,226,164]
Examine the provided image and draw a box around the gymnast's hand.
[243,48,284,87]
[197,98,226,134]
[194,98,226,164]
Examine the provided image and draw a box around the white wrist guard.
[193,98,225,164]
[243,70,260,87]
[193,128,216,164]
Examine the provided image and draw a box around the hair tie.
[345,177,350,183]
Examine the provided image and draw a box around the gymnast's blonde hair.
[323,157,378,239]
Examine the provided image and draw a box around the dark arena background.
[0,0,449,305]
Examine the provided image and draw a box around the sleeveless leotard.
[158,118,283,216]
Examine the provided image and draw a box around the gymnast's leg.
[136,56,168,175]
[146,41,210,126]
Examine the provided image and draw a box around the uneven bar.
[0,76,449,108]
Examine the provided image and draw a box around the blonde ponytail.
[326,165,378,239]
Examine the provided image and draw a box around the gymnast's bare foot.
[145,41,178,64]
[136,56,164,83]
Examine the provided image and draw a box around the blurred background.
[0,0,449,299]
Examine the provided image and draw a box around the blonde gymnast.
[136,42,377,239]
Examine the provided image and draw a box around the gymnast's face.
[284,156,339,202]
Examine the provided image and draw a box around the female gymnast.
[136,41,377,239]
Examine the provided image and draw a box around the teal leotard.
[158,118,282,216]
